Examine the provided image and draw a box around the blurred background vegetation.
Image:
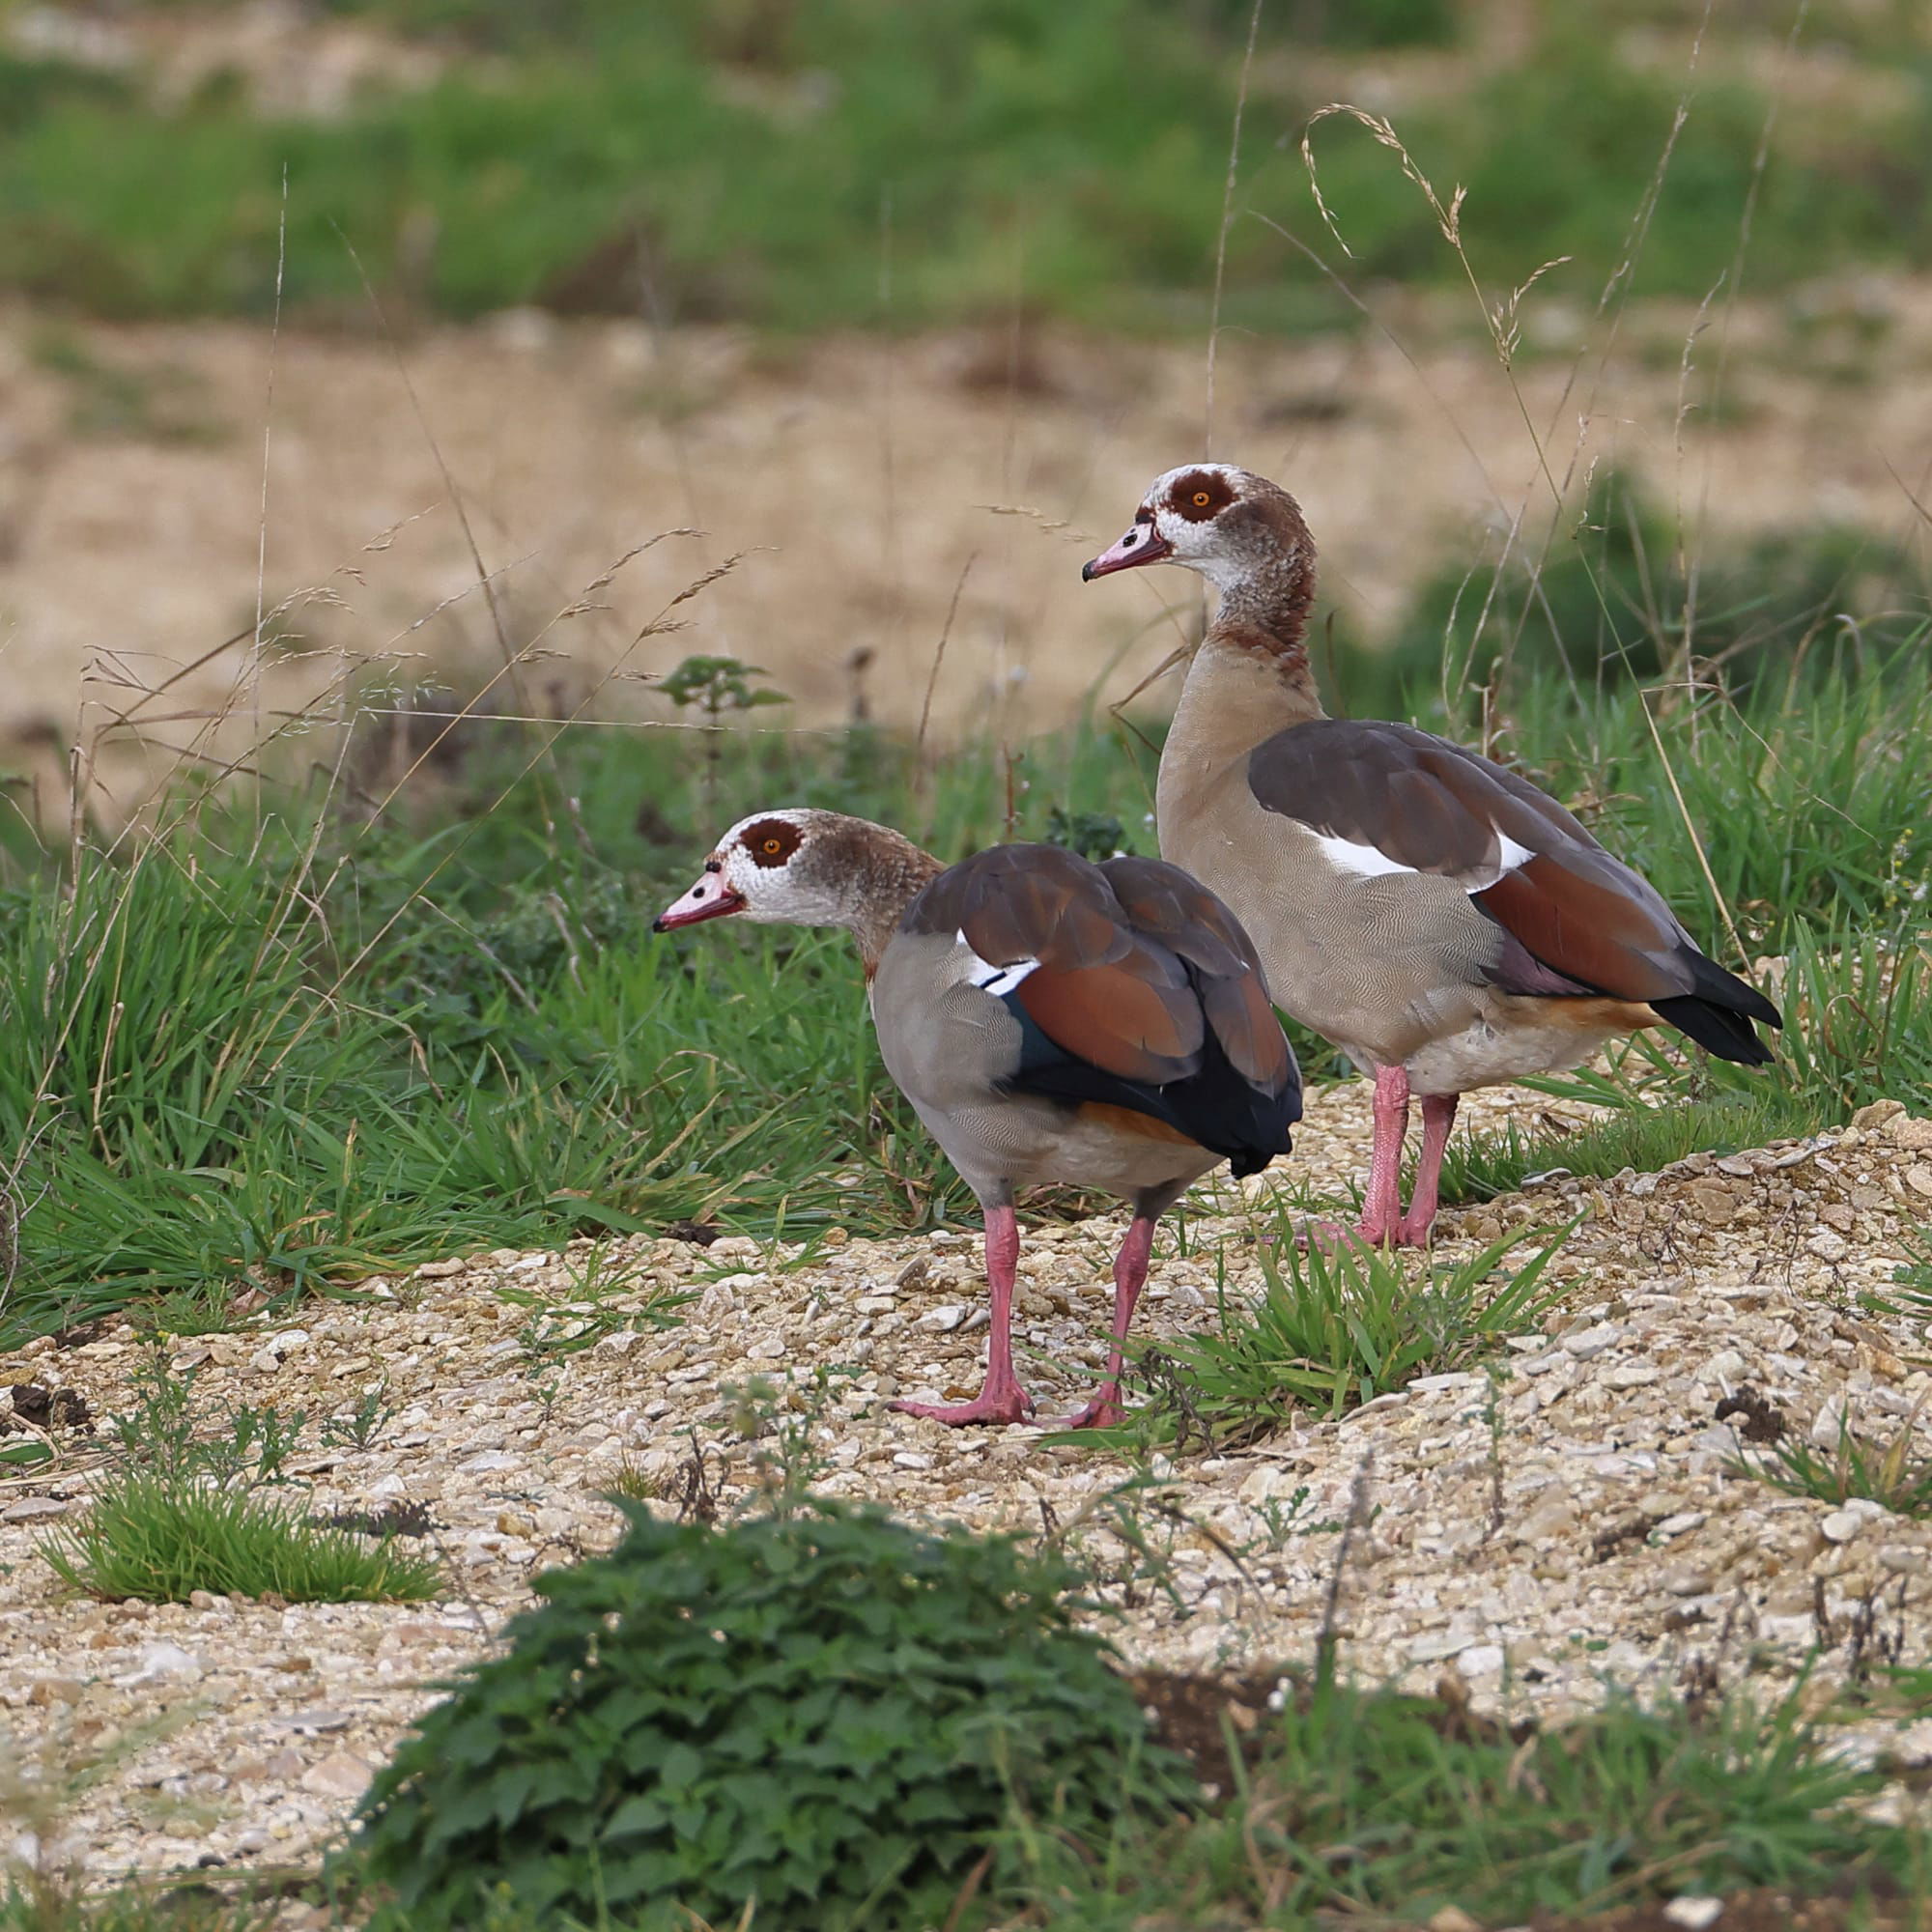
[2,0,1928,328]
[2,0,1931,1334]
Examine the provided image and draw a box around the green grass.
[1731,1410,1932,1520]
[1889,1229,1932,1306]
[1024,1680,1922,1927]
[0,1879,274,1932]
[1386,466,1927,703]
[1,1,1929,327]
[2,639,1929,1345]
[1125,1219,1569,1444]
[38,1470,442,1605]
[1431,1090,1812,1208]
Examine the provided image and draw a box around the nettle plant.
[655,654,789,816]
[349,1501,1192,1931]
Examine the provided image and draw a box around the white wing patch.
[1310,831,1416,880]
[1311,829,1541,890]
[958,932,1039,999]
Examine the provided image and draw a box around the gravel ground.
[4,1086,1932,1887]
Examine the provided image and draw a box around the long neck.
[833,823,945,978]
[1162,549,1324,804]
[1204,544,1323,723]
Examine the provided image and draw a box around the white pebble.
[1810,1395,1850,1449]
[1820,1509,1862,1545]
[1663,1897,1723,1931]
[1653,1512,1706,1540]
[1603,1363,1659,1389]
[1563,1323,1621,1359]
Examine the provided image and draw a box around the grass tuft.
[1133,1219,1571,1442]
[39,1473,442,1605]
[1731,1408,1932,1520]
[0,1876,275,1932]
[1107,1679,1910,1922]
[1433,1090,1813,1209]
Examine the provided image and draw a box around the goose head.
[654,809,853,932]
[1082,463,1309,594]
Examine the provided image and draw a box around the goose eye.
[1192,490,1212,508]
[762,837,783,855]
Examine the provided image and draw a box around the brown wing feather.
[914,844,1206,1087]
[1249,718,1698,1002]
[1473,856,1687,1003]
[903,842,1300,1171]
[1102,857,1294,1093]
[1014,961,1199,1081]
[1200,971,1293,1090]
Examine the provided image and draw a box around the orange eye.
[1193,491,1212,507]
[762,838,782,855]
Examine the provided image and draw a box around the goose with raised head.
[1084,463,1780,1247]
[655,808,1301,1426]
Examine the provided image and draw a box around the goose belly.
[1402,995,1655,1095]
[908,1092,1216,1204]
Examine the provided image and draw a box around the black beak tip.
[650,916,668,934]
[1080,560,1097,582]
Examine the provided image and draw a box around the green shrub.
[348,1501,1193,1931]
[39,1472,441,1605]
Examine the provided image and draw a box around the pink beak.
[653,870,745,932]
[1082,515,1171,581]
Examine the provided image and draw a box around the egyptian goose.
[654,810,1300,1427]
[1083,463,1781,1248]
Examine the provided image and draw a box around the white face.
[1082,463,1257,591]
[653,810,848,932]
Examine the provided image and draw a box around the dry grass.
[6,284,1932,832]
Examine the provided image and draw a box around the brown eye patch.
[741,817,803,867]
[1168,469,1236,522]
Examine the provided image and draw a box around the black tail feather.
[1652,947,1782,1065]
[1000,996,1300,1177]
[1651,994,1773,1065]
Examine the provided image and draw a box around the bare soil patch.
[5,286,1932,820]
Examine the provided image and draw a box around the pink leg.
[1354,1064,1410,1246]
[1052,1212,1156,1430]
[1396,1094,1459,1247]
[891,1204,1036,1426]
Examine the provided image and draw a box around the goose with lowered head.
[655,808,1301,1425]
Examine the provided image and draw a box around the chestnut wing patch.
[1101,856,1295,1097]
[1472,851,1686,1002]
[1247,719,1690,1000]
[1245,719,1782,1059]
[905,844,1299,1176]
[913,845,1200,1086]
